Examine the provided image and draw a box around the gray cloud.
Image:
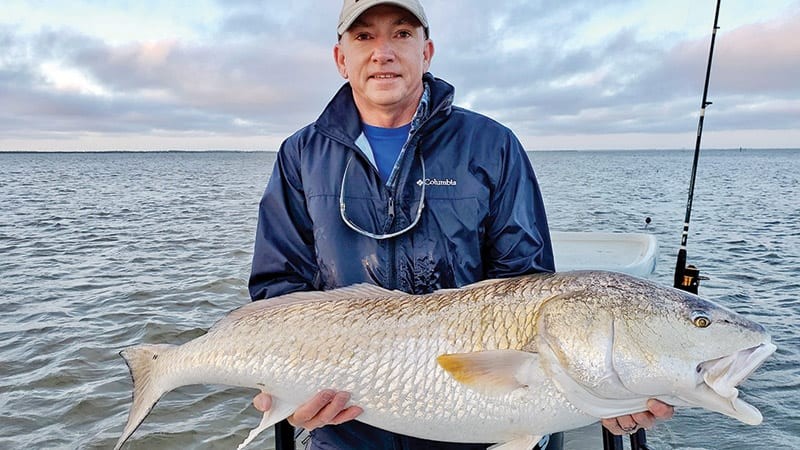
[428,3,800,139]
[0,1,798,150]
[0,22,343,139]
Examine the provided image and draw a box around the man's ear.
[423,39,435,72]
[334,43,348,79]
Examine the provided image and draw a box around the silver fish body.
[114,271,775,449]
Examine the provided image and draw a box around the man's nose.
[371,38,396,62]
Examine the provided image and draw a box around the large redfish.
[114,271,775,450]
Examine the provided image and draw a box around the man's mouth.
[372,73,399,80]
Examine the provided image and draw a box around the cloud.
[715,14,800,95]
[0,21,343,142]
[0,1,798,150]
[428,4,800,140]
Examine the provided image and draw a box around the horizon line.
[2,147,797,154]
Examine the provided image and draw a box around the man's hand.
[252,390,363,431]
[602,399,674,435]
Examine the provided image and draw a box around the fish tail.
[114,343,177,450]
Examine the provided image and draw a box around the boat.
[551,231,658,277]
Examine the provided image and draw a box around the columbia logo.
[417,178,457,187]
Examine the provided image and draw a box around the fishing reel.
[678,264,701,294]
[675,264,710,295]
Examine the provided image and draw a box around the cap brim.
[337,0,428,36]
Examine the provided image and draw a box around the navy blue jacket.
[249,73,555,449]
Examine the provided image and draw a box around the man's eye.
[355,33,371,40]
[397,31,412,38]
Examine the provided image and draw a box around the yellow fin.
[436,350,539,395]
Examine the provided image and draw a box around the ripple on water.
[2,150,798,449]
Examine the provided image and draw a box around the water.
[1,149,797,449]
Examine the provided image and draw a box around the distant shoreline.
[2,147,798,154]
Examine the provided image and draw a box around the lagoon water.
[1,149,798,449]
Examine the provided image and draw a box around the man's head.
[338,0,429,39]
[334,0,434,126]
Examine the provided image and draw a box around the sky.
[1,0,798,151]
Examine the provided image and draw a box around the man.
[249,1,673,448]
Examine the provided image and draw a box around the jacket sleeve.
[248,138,319,301]
[484,131,555,278]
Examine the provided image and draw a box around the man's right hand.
[252,390,363,431]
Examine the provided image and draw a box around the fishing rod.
[602,1,722,450]
[674,0,722,295]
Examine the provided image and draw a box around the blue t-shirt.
[362,122,411,182]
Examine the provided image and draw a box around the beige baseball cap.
[337,0,429,36]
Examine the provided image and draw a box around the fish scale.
[114,271,775,450]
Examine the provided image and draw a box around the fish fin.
[462,277,514,290]
[437,350,539,395]
[237,397,297,450]
[488,435,543,450]
[212,284,402,331]
[114,344,176,450]
[433,277,509,295]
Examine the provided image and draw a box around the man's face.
[334,5,434,123]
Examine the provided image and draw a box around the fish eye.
[691,311,712,328]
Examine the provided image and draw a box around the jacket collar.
[314,72,454,146]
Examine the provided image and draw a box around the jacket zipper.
[387,195,397,289]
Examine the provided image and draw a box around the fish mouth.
[688,341,776,425]
[699,341,776,397]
